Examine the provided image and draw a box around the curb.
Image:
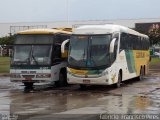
[0,73,10,77]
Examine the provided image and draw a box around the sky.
[0,0,160,23]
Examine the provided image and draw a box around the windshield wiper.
[30,46,39,65]
[31,54,39,65]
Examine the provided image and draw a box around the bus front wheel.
[80,85,87,90]
[115,72,122,88]
[24,82,33,88]
[55,72,66,87]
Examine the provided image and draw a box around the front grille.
[22,75,35,78]
[21,71,36,74]
[21,71,27,74]
[30,71,36,74]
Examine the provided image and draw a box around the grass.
[0,57,10,73]
[0,56,159,73]
[150,57,160,65]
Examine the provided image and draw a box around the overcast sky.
[0,0,160,23]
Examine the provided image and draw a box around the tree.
[147,25,160,46]
[0,35,15,45]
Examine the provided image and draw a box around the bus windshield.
[12,45,52,65]
[68,35,112,69]
[15,34,54,44]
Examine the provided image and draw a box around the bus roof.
[73,24,148,38]
[16,28,71,35]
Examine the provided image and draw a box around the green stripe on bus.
[125,50,136,73]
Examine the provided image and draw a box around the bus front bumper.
[10,77,52,84]
[67,73,110,85]
[10,78,52,83]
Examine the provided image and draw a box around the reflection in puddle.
[135,96,150,110]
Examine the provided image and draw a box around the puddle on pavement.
[0,73,159,118]
[0,89,158,118]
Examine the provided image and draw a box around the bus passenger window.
[110,39,118,63]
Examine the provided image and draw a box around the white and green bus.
[10,29,71,88]
[62,24,150,88]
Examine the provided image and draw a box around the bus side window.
[110,38,118,63]
[112,33,119,59]
[120,32,127,50]
[114,39,118,59]
[113,33,119,40]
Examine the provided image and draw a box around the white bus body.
[63,25,150,87]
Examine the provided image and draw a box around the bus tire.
[115,72,122,88]
[55,72,66,87]
[138,67,144,81]
[24,82,33,88]
[80,85,87,90]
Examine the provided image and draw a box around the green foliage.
[150,57,160,65]
[0,35,15,45]
[148,28,160,46]
[0,57,10,73]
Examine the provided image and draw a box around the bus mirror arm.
[61,39,70,53]
[109,38,116,53]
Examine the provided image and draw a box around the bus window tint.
[120,33,128,49]
[16,35,54,44]
[120,33,149,50]
[90,35,111,67]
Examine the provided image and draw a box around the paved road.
[0,65,160,120]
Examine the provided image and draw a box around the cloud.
[0,0,160,22]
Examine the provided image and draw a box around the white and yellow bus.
[62,24,150,88]
[10,28,71,88]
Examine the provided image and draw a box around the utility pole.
[66,0,69,27]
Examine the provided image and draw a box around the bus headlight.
[36,74,43,78]
[36,74,51,78]
[101,70,108,76]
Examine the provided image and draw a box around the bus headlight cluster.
[10,74,21,78]
[36,74,51,78]
[101,70,108,76]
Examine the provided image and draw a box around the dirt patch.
[150,62,160,69]
[149,62,160,77]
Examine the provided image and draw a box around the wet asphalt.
[0,67,160,120]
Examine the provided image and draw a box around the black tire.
[115,72,122,88]
[24,82,33,88]
[55,72,66,87]
[80,85,87,90]
[138,67,144,81]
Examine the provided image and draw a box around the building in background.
[0,18,160,37]
[1,18,160,57]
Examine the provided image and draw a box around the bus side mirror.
[109,38,116,53]
[61,39,70,58]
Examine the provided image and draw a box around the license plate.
[83,80,90,84]
[25,78,32,81]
